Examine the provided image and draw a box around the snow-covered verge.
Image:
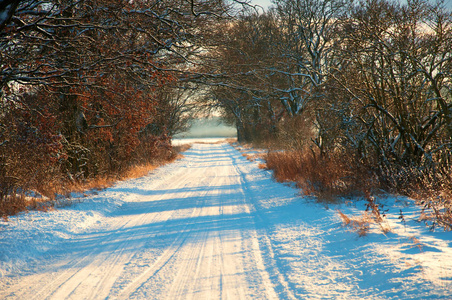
[233,142,452,298]
[0,138,200,278]
[0,188,123,276]
[0,140,451,299]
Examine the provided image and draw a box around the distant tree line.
[209,0,452,191]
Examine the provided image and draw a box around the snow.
[1,142,452,299]
[0,5,12,25]
[172,137,233,146]
[0,191,123,277]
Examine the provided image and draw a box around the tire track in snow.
[116,144,275,299]
[7,215,145,300]
[161,166,248,300]
[162,166,221,300]
[26,199,174,299]
[1,159,197,300]
[115,189,209,299]
[1,143,280,299]
[231,148,298,300]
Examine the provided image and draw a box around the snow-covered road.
[1,142,452,299]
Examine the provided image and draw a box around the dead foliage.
[241,152,265,162]
[364,192,391,234]
[416,192,452,231]
[0,144,190,220]
[264,149,376,202]
[258,163,267,169]
[337,194,391,236]
[337,209,372,237]
[0,195,27,220]
[409,236,424,252]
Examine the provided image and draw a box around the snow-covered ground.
[172,137,234,146]
[1,142,451,299]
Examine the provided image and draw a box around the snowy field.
[1,142,452,299]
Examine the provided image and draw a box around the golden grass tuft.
[409,188,452,231]
[409,236,424,252]
[258,163,267,169]
[264,151,303,183]
[122,163,160,180]
[337,209,373,237]
[264,149,374,201]
[242,153,257,161]
[337,203,391,237]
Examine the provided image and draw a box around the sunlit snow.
[1,143,451,299]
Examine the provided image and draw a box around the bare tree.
[272,0,346,116]
[0,0,245,200]
[336,0,452,184]
[204,11,288,142]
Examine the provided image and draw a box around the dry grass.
[409,236,424,252]
[337,193,391,236]
[264,149,375,202]
[263,147,393,236]
[0,195,28,221]
[225,138,238,144]
[337,209,373,237]
[231,141,266,164]
[416,192,452,231]
[237,139,452,232]
[123,163,161,180]
[27,197,56,213]
[236,143,253,149]
[258,163,267,169]
[0,144,191,220]
[242,153,257,162]
[376,165,452,231]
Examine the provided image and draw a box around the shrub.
[265,149,376,201]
